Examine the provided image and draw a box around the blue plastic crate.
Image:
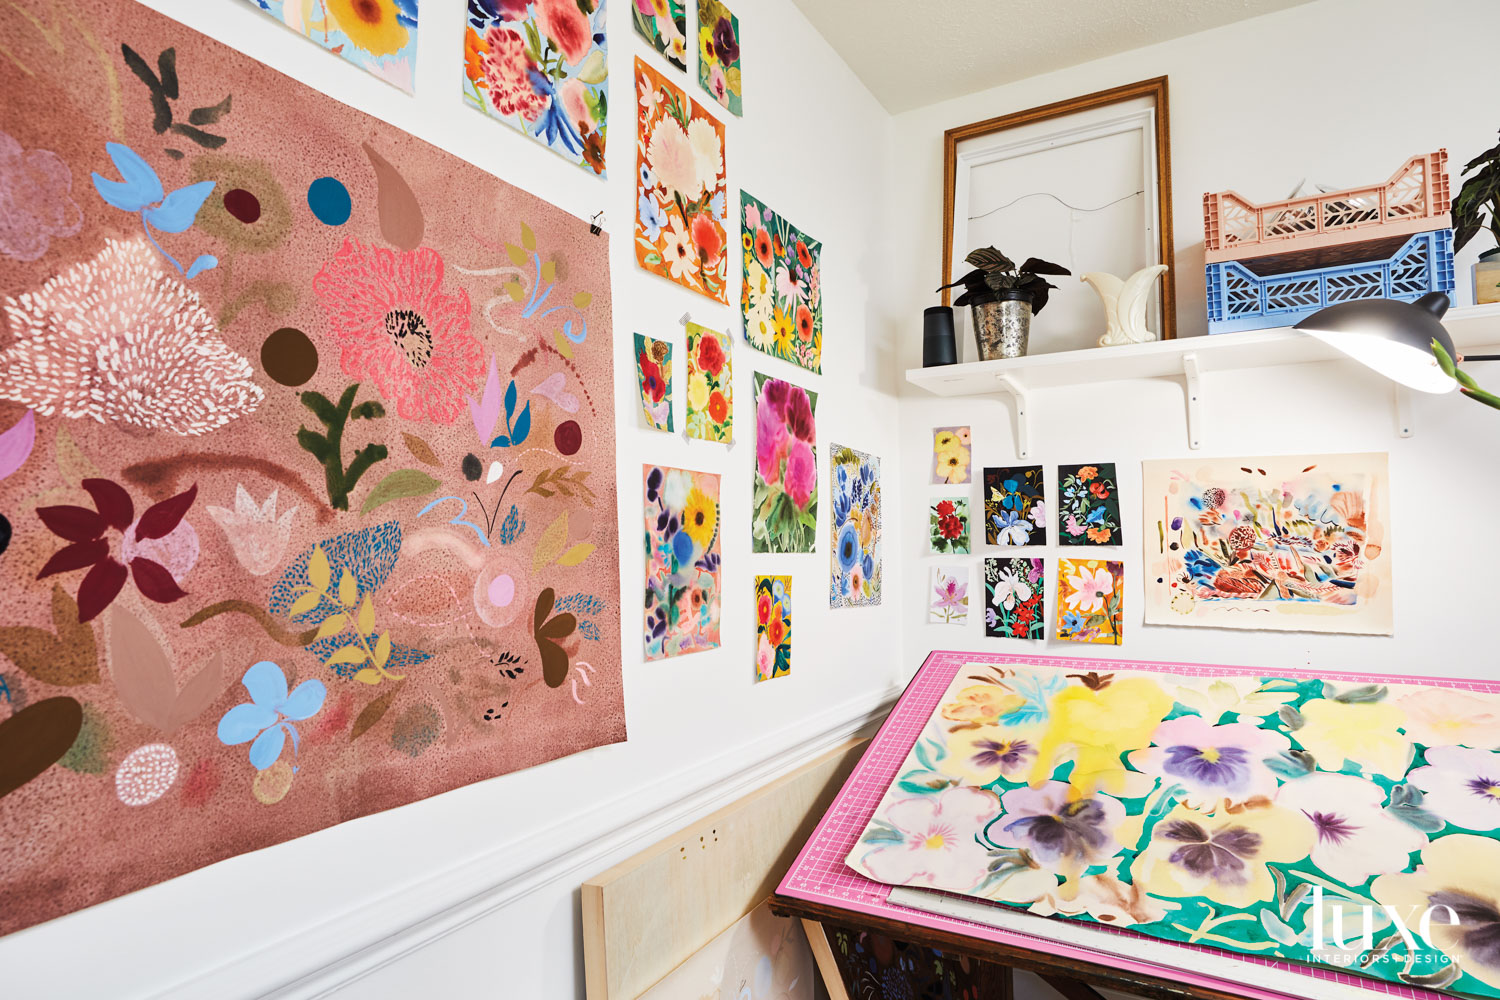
[1205,229,1454,334]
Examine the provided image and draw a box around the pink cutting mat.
[778,649,1500,1000]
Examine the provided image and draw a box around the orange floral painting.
[634,57,728,303]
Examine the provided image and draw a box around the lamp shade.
[1292,292,1458,394]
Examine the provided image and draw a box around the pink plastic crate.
[1203,151,1450,264]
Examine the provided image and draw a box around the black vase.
[922,306,957,367]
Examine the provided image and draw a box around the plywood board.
[583,737,866,1000]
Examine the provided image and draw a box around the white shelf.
[905,304,1500,456]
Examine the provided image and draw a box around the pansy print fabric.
[1143,453,1393,635]
[740,192,823,373]
[850,660,1500,1000]
[752,374,817,554]
[634,333,673,431]
[243,0,420,92]
[1056,558,1124,644]
[984,466,1044,546]
[984,557,1043,640]
[463,0,609,174]
[1059,462,1120,545]
[684,322,732,443]
[931,427,970,485]
[635,58,728,302]
[696,0,741,116]
[828,445,880,608]
[643,465,721,660]
[753,575,791,682]
[0,0,623,936]
[631,0,687,71]
[928,566,968,625]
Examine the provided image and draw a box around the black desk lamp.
[1293,292,1461,393]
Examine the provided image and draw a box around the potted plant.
[1454,130,1500,304]
[937,247,1071,360]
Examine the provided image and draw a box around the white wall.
[0,1,905,998]
[890,0,1500,680]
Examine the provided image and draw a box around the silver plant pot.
[970,293,1032,361]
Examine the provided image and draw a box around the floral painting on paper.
[0,0,623,937]
[740,191,823,374]
[1059,462,1120,545]
[1056,558,1124,644]
[1143,453,1393,635]
[462,0,609,174]
[849,660,1500,1000]
[984,466,1044,546]
[754,575,791,682]
[635,57,728,302]
[697,0,742,116]
[829,445,880,608]
[984,557,1043,639]
[644,465,721,660]
[634,333,673,431]
[684,322,731,443]
[931,426,970,485]
[752,373,817,554]
[928,566,968,625]
[929,498,970,555]
[631,0,687,71]
[243,0,421,92]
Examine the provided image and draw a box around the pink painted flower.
[536,0,592,65]
[756,634,774,680]
[783,385,814,442]
[1063,564,1116,614]
[1064,513,1086,536]
[313,238,482,424]
[756,393,788,485]
[0,129,82,262]
[784,440,815,509]
[482,26,549,124]
[559,77,592,134]
[856,787,997,891]
[494,0,532,20]
[933,571,968,612]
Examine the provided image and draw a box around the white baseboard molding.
[155,682,901,1000]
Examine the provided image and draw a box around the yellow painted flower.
[1131,802,1314,909]
[1394,686,1500,750]
[326,0,410,57]
[687,371,710,412]
[940,684,1025,726]
[1026,677,1173,798]
[699,26,716,66]
[934,447,970,484]
[646,0,669,15]
[1296,698,1411,778]
[772,306,794,353]
[682,487,717,548]
[1371,835,1500,990]
[944,726,1038,786]
[934,430,958,452]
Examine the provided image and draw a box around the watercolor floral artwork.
[1143,453,1393,635]
[928,566,969,625]
[697,0,742,116]
[829,445,880,608]
[634,333,673,431]
[754,575,791,682]
[1059,462,1120,545]
[635,58,727,302]
[0,0,624,937]
[244,0,420,92]
[752,373,817,553]
[931,426,971,485]
[644,465,721,660]
[1056,558,1124,644]
[984,466,1044,546]
[929,498,970,555]
[683,321,731,443]
[740,191,823,373]
[984,557,1043,639]
[632,0,687,71]
[850,661,1500,1000]
[463,0,609,175]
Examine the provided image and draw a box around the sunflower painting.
[634,333,673,431]
[241,0,420,93]
[635,58,728,303]
[741,191,823,373]
[644,465,722,660]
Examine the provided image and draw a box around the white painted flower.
[1395,687,1500,750]
[1274,772,1428,884]
[856,786,997,892]
[686,116,722,198]
[646,116,699,200]
[206,485,299,576]
[1410,745,1500,830]
[989,565,1031,611]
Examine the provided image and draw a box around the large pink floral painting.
[849,661,1500,1000]
[0,0,622,937]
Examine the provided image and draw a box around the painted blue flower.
[862,553,875,580]
[671,528,695,565]
[709,189,726,221]
[394,0,417,28]
[639,192,666,241]
[1086,505,1108,525]
[992,509,1033,546]
[1000,479,1023,509]
[1061,612,1084,633]
[1183,549,1219,586]
[772,578,788,604]
[1162,744,1252,788]
[91,142,217,278]
[217,660,326,771]
[998,673,1065,726]
[527,70,583,154]
[836,522,860,572]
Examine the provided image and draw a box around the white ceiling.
[790,0,1319,114]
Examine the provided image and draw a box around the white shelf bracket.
[1395,384,1414,438]
[1182,352,1203,450]
[996,374,1031,459]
